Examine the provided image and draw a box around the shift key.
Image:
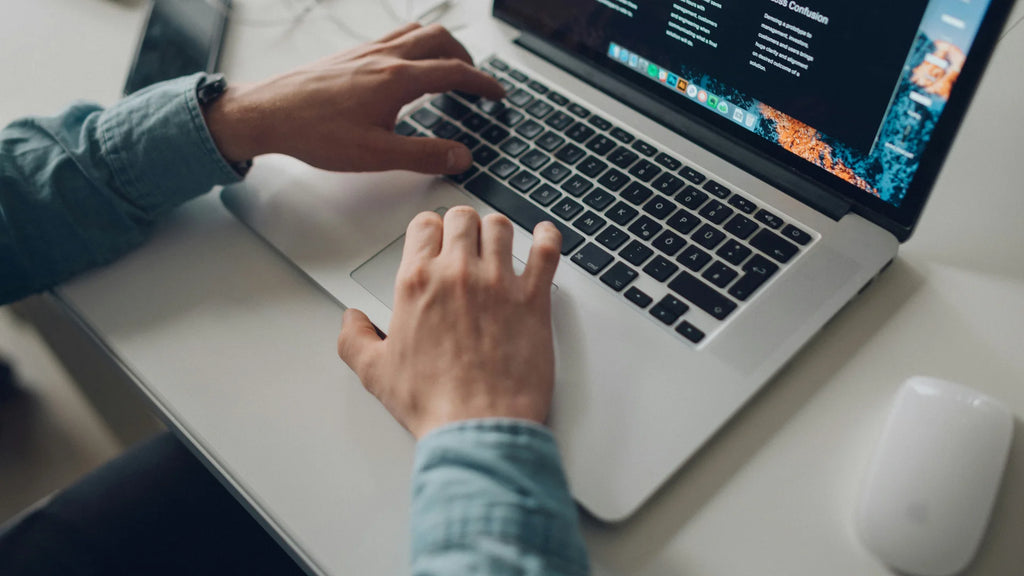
[465,173,584,255]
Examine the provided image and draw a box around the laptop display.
[495,0,1012,237]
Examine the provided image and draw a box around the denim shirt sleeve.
[411,419,590,576]
[0,73,242,305]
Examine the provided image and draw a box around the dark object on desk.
[0,359,14,404]
[123,0,230,96]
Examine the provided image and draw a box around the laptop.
[222,0,1015,521]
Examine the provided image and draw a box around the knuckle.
[397,263,431,294]
[482,212,511,230]
[410,211,442,232]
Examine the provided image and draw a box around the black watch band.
[197,73,253,177]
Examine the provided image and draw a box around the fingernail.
[447,146,471,172]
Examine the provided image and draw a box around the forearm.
[0,73,242,305]
[411,420,589,575]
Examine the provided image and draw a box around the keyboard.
[395,57,816,345]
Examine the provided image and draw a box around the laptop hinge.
[514,33,852,221]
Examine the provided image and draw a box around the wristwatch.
[196,73,253,177]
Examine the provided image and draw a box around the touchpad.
[351,230,554,311]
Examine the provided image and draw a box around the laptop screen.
[494,0,1011,236]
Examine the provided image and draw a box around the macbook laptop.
[222,0,1014,521]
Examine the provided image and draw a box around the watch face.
[197,74,228,105]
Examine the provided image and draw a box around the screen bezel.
[493,0,1014,242]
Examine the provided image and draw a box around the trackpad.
[351,232,554,311]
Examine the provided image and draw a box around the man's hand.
[337,208,562,439]
[203,23,504,174]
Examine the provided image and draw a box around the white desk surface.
[3,1,1023,574]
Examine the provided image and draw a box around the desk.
[3,1,1023,574]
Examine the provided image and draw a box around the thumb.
[337,308,384,382]
[368,132,473,174]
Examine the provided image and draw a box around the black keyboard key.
[587,114,612,130]
[678,185,709,210]
[631,140,658,157]
[724,214,758,239]
[431,94,470,120]
[677,245,711,271]
[652,230,685,256]
[679,166,706,184]
[497,78,515,93]
[625,286,653,308]
[628,215,662,241]
[478,99,505,116]
[583,188,615,211]
[509,170,540,193]
[536,131,565,151]
[566,122,596,143]
[572,211,606,235]
[507,88,534,108]
[754,209,784,229]
[552,197,584,220]
[547,91,569,106]
[628,159,661,182]
[692,224,726,249]
[454,132,480,150]
[666,209,701,235]
[644,255,679,282]
[595,225,628,250]
[675,321,705,343]
[481,124,510,145]
[620,240,654,265]
[586,134,617,156]
[395,120,416,136]
[509,69,529,82]
[650,295,689,325]
[607,202,639,226]
[489,158,519,179]
[488,57,509,71]
[530,184,561,206]
[668,271,737,320]
[567,103,590,118]
[781,224,812,245]
[496,108,525,127]
[499,137,529,157]
[462,112,489,133]
[554,143,586,165]
[597,168,628,191]
[449,166,478,184]
[609,127,635,143]
[621,182,653,206]
[411,107,441,129]
[703,179,731,198]
[560,175,593,197]
[577,156,608,178]
[600,262,638,292]
[702,261,738,288]
[571,243,613,275]
[520,149,550,171]
[515,119,545,140]
[473,145,499,166]
[728,254,779,301]
[727,195,757,214]
[539,162,572,184]
[608,147,639,168]
[526,99,554,119]
[453,90,481,104]
[545,110,574,130]
[655,153,682,171]
[716,239,752,266]
[699,200,734,225]
[652,173,685,196]
[642,196,677,220]
[464,173,583,255]
[432,121,461,140]
[527,80,549,94]
[750,229,799,263]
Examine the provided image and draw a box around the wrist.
[202,82,266,165]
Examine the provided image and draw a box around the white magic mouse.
[856,376,1014,576]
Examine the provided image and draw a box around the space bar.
[464,173,584,255]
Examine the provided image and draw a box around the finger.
[383,23,473,65]
[396,59,505,103]
[337,309,385,385]
[375,22,422,44]
[480,213,515,278]
[402,211,443,264]
[362,131,473,174]
[441,206,481,260]
[522,221,562,294]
